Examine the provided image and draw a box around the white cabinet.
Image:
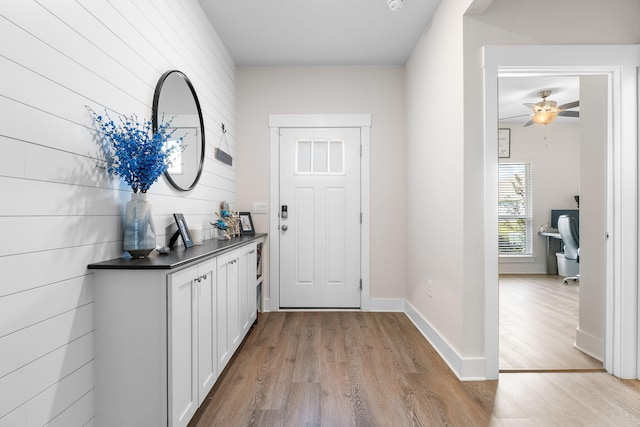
[216,249,241,374]
[167,258,216,427]
[215,244,259,376]
[93,269,170,427]
[241,243,258,335]
[90,236,265,427]
[195,260,217,401]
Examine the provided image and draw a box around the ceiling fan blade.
[523,119,534,127]
[499,113,531,121]
[523,103,535,108]
[558,111,579,117]
[558,100,579,110]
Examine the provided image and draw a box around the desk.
[539,230,562,274]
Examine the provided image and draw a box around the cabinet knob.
[202,274,207,280]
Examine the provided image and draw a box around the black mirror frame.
[152,70,206,192]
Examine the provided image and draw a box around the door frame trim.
[483,45,639,379]
[268,114,372,311]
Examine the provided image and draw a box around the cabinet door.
[196,258,217,404]
[241,243,258,334]
[216,250,240,374]
[227,251,241,353]
[168,266,198,427]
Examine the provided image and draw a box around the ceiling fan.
[503,90,580,127]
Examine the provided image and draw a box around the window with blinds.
[498,163,533,255]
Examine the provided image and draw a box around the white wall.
[405,0,472,371]
[498,122,580,274]
[0,1,236,425]
[405,0,640,379]
[236,66,406,305]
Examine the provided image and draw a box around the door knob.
[281,224,288,231]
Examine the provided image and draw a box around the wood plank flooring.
[499,274,603,371]
[189,311,640,426]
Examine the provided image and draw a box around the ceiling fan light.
[532,110,558,125]
[387,0,404,11]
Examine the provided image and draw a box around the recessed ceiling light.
[387,0,405,12]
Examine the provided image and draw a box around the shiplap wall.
[0,1,236,425]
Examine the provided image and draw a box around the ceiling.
[197,1,580,124]
[198,0,440,66]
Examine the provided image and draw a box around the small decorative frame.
[173,213,194,248]
[238,212,255,235]
[498,128,511,158]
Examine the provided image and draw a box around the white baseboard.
[575,327,604,361]
[404,301,486,381]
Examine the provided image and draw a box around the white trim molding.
[269,114,371,129]
[268,114,372,312]
[483,44,640,380]
[405,301,487,381]
[575,327,605,362]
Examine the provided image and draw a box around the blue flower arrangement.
[88,107,183,193]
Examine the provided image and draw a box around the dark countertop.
[88,233,267,270]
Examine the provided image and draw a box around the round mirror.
[152,70,205,191]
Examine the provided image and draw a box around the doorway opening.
[268,114,372,312]
[483,44,639,381]
[497,75,605,373]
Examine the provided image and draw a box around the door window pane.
[296,140,311,174]
[330,140,344,173]
[313,140,328,173]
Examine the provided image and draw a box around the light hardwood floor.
[499,274,603,371]
[189,311,640,426]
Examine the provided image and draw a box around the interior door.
[279,127,361,308]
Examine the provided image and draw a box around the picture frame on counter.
[239,212,255,235]
[173,213,194,248]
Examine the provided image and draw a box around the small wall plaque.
[214,147,233,166]
[215,123,233,166]
[498,128,511,158]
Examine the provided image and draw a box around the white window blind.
[498,163,533,255]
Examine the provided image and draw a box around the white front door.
[279,127,361,308]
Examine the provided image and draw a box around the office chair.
[557,214,579,284]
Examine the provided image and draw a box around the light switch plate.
[252,202,268,214]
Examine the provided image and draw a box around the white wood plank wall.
[0,1,236,425]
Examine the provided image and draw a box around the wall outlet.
[251,202,268,214]
[427,280,433,298]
